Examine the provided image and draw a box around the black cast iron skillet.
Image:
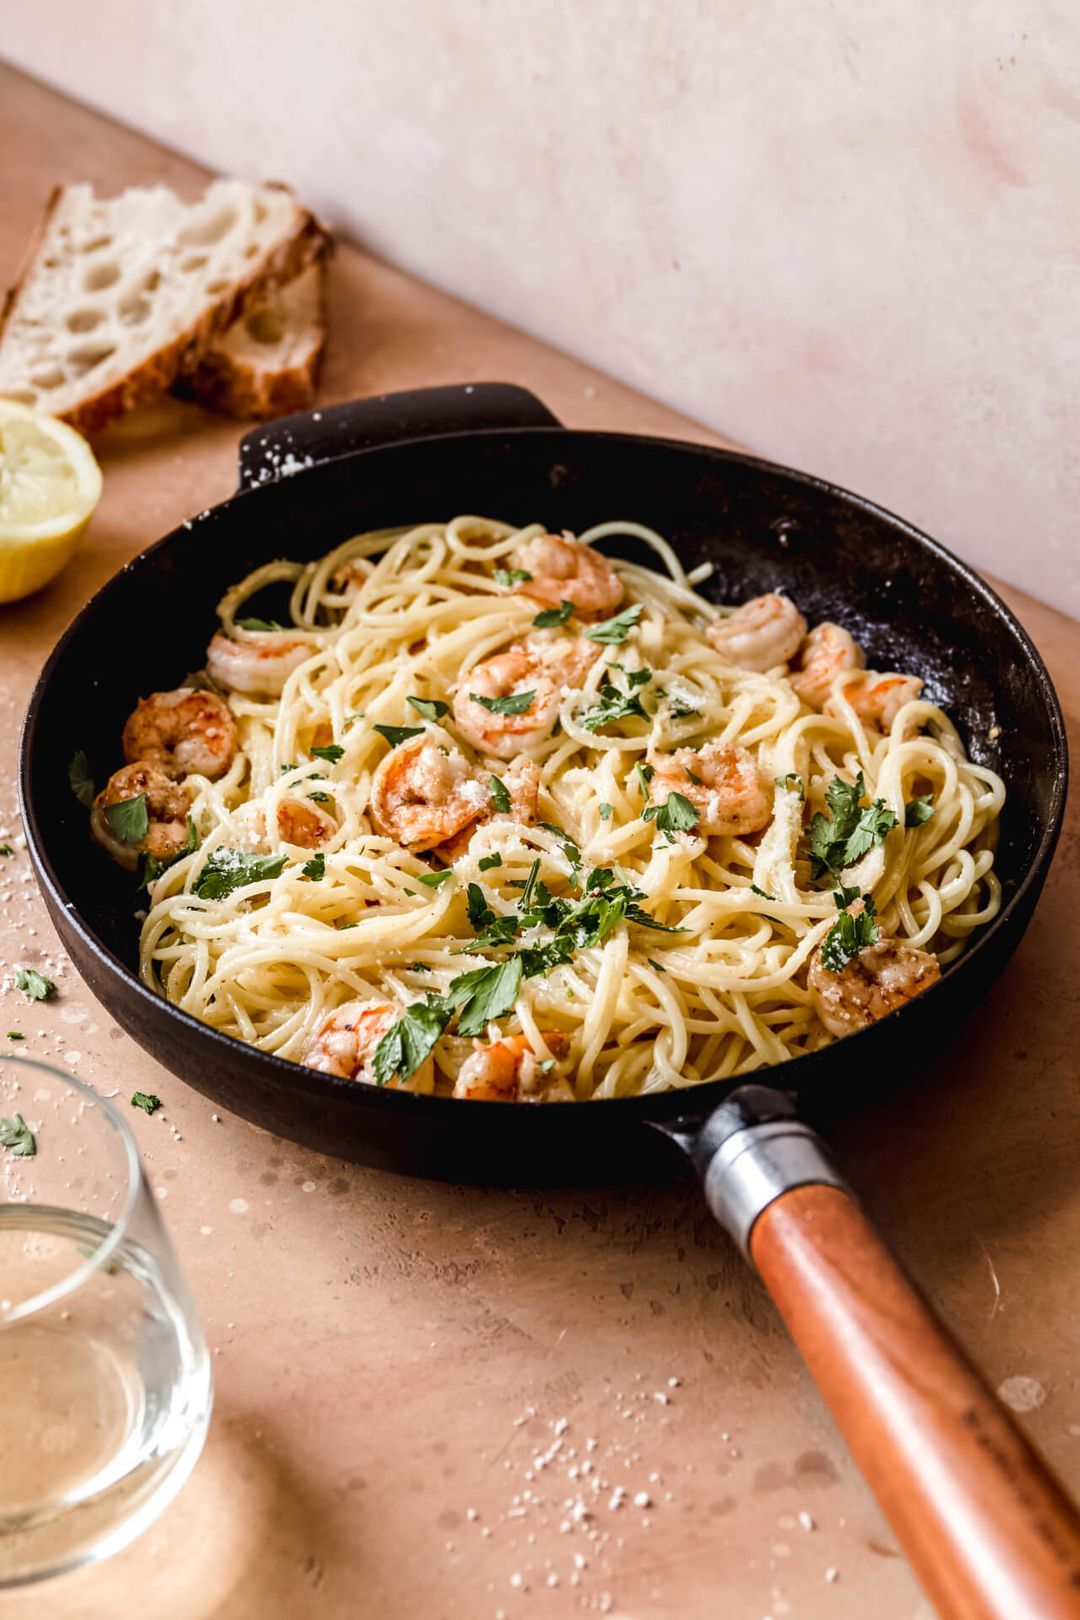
[19,385,1078,1612]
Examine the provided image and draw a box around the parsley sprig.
[643,791,700,840]
[807,772,897,881]
[579,670,651,732]
[532,600,575,628]
[192,848,288,900]
[371,863,681,1084]
[469,689,536,717]
[584,603,643,645]
[820,893,880,972]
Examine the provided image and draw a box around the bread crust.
[0,183,331,435]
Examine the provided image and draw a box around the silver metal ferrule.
[703,1120,849,1258]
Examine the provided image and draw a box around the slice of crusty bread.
[176,261,326,420]
[0,181,327,434]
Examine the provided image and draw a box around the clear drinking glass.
[0,1056,212,1587]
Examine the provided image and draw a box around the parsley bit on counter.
[15,969,55,1002]
[0,1114,36,1156]
[131,1092,162,1115]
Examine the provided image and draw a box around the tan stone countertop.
[1,62,1077,1620]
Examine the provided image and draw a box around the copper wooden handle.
[751,1184,1080,1620]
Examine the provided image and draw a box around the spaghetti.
[125,516,1004,1100]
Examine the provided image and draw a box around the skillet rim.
[18,425,1069,1123]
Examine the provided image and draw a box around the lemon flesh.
[0,400,103,603]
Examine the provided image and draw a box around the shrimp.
[431,755,541,863]
[302,999,435,1092]
[453,1032,573,1102]
[790,622,865,709]
[706,593,807,673]
[121,688,237,781]
[808,931,941,1037]
[90,763,193,872]
[218,796,338,852]
[277,797,338,849]
[206,628,312,697]
[452,649,560,760]
[824,672,923,730]
[647,741,771,836]
[511,532,624,617]
[369,736,488,853]
[520,629,603,688]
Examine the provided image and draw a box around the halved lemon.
[0,400,103,604]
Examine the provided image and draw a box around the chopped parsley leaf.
[469,689,536,716]
[310,743,345,764]
[820,894,880,972]
[0,1113,35,1156]
[599,803,613,821]
[410,961,432,973]
[445,957,524,1038]
[193,848,288,900]
[580,678,650,732]
[647,958,666,973]
[807,772,897,880]
[371,999,449,1087]
[774,773,805,800]
[0,845,11,857]
[466,882,496,931]
[103,793,149,845]
[633,761,655,797]
[418,869,454,888]
[478,851,503,871]
[7,1031,24,1040]
[611,665,653,689]
[532,600,575,628]
[68,749,96,810]
[301,853,326,880]
[584,603,643,645]
[493,567,532,587]
[407,696,450,721]
[235,616,285,631]
[643,791,700,837]
[489,774,511,813]
[905,794,935,827]
[130,1091,162,1115]
[518,858,541,913]
[15,969,55,1002]
[749,884,775,900]
[373,725,425,748]
[344,711,366,726]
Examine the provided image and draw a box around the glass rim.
[0,1055,143,1325]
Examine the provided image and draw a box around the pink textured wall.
[4,2,1078,614]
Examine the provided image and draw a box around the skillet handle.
[236,382,562,490]
[691,1085,1080,1619]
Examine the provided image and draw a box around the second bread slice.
[177,262,326,420]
